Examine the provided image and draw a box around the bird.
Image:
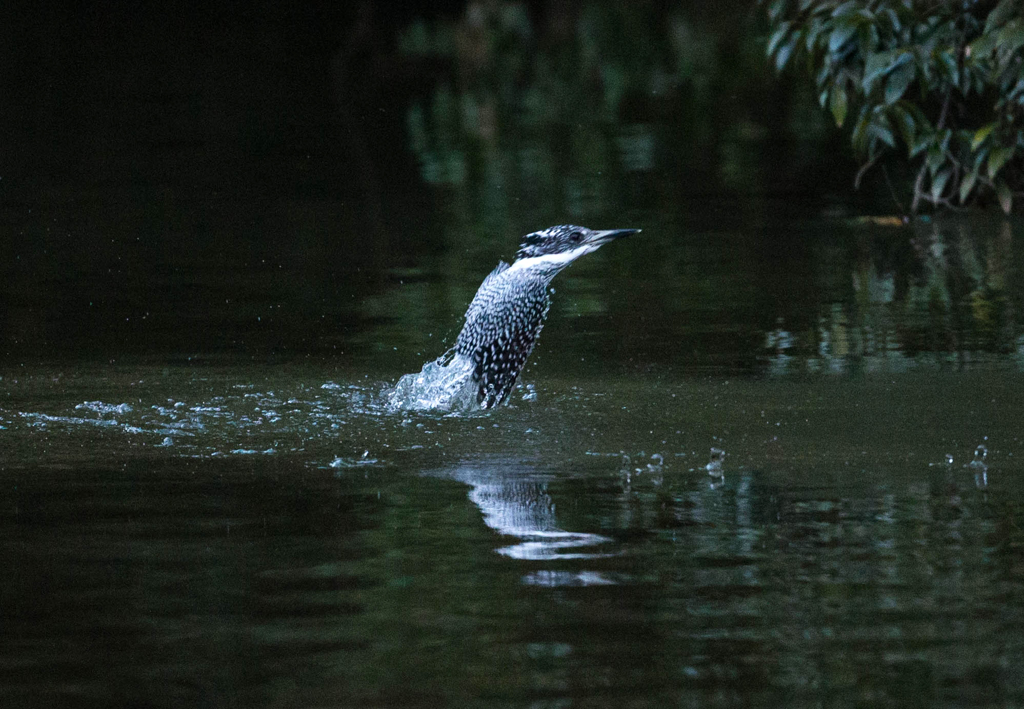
[453,224,639,408]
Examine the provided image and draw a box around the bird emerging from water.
[452,224,639,408]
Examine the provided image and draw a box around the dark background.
[0,1,863,364]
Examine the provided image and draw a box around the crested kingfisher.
[453,224,639,408]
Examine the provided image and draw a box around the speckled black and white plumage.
[454,224,639,408]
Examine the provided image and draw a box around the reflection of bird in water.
[454,225,639,408]
[439,462,613,563]
[466,478,613,560]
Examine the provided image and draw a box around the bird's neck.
[507,247,589,279]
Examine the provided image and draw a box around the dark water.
[4,4,1024,705]
[3,211,1024,707]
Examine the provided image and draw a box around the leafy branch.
[763,0,1024,213]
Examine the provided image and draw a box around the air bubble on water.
[944,453,954,466]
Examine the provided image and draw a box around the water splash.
[706,447,725,477]
[7,380,389,462]
[329,451,381,471]
[386,351,482,412]
[76,401,133,417]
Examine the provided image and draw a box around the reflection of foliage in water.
[397,2,837,233]
[385,4,1022,377]
[768,217,1020,375]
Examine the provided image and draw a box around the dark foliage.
[764,0,1024,212]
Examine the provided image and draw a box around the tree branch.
[911,161,928,213]
[854,153,881,190]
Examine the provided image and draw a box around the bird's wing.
[456,270,549,408]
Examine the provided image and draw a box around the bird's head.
[515,225,639,263]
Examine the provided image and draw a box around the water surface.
[3,342,1023,707]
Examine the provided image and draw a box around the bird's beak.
[588,228,641,246]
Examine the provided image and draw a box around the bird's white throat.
[507,244,596,275]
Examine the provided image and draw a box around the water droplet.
[969,444,988,488]
[706,447,725,477]
[944,453,954,466]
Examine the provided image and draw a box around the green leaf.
[937,50,959,87]
[851,111,871,154]
[767,0,788,24]
[972,123,996,150]
[880,7,901,34]
[830,85,849,127]
[927,145,945,176]
[862,49,905,93]
[938,129,952,152]
[909,133,931,159]
[959,167,978,204]
[869,117,896,149]
[974,145,991,171]
[829,19,859,54]
[885,61,915,104]
[831,1,860,18]
[969,32,999,57]
[805,17,824,51]
[931,168,952,203]
[985,0,1021,34]
[815,61,831,90]
[996,19,1024,61]
[996,180,1013,214]
[767,22,792,57]
[891,103,916,145]
[988,146,1014,178]
[903,101,933,130]
[775,39,795,71]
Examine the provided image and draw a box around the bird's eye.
[570,231,583,243]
